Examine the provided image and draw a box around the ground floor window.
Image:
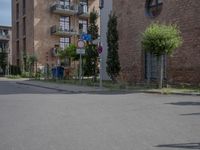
[60,37,70,49]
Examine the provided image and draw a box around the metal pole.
[99,6,103,88]
[79,53,82,84]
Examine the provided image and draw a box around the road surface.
[0,79,199,150]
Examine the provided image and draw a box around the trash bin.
[52,66,64,79]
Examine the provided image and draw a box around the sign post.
[77,40,85,84]
[98,45,103,88]
[99,4,103,88]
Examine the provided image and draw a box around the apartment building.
[12,0,99,70]
[0,26,12,75]
[113,0,200,85]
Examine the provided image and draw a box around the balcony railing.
[51,25,78,37]
[51,3,78,16]
[0,34,9,41]
[78,5,89,18]
[0,48,9,53]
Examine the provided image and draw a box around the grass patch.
[6,75,21,79]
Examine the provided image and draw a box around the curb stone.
[16,81,200,96]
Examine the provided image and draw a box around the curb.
[16,82,107,94]
[17,82,200,96]
[139,90,200,96]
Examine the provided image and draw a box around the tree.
[141,23,182,88]
[27,54,38,77]
[57,44,78,66]
[84,9,99,80]
[106,13,121,83]
[0,51,7,75]
[66,44,78,62]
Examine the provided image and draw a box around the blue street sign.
[81,34,92,41]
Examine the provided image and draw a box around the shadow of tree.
[156,143,200,149]
[181,113,200,116]
[166,102,200,106]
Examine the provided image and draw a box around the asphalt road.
[0,80,200,150]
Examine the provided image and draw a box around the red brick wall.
[113,0,200,85]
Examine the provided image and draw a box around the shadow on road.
[0,81,70,95]
[180,113,200,116]
[165,102,200,106]
[156,143,200,149]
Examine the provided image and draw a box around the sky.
[0,0,11,26]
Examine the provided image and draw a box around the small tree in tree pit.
[142,23,182,88]
[106,13,121,83]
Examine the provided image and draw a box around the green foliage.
[57,44,78,60]
[66,44,78,60]
[106,13,121,82]
[27,54,37,65]
[88,8,99,40]
[84,44,98,76]
[141,23,183,57]
[84,9,99,78]
[10,65,21,75]
[0,51,8,74]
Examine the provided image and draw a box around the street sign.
[81,34,92,41]
[77,40,85,48]
[92,38,100,45]
[97,45,103,54]
[76,49,85,55]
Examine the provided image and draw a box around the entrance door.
[145,52,166,80]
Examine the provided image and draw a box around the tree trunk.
[147,53,151,86]
[159,55,164,89]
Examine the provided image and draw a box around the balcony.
[0,48,9,53]
[51,25,78,37]
[0,34,9,41]
[78,5,90,18]
[51,3,78,16]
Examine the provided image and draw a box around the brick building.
[113,0,200,85]
[12,0,99,70]
[0,26,12,75]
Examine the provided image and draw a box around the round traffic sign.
[77,40,85,48]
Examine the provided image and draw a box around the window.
[0,29,8,36]
[79,19,88,34]
[59,0,70,6]
[0,42,7,52]
[80,0,88,13]
[23,0,26,15]
[16,41,20,58]
[60,16,70,31]
[16,3,19,20]
[23,18,26,35]
[16,22,19,38]
[145,0,163,18]
[23,38,26,52]
[60,37,70,49]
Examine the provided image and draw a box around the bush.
[10,65,21,75]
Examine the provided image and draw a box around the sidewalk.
[5,78,200,96]
[16,80,109,93]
